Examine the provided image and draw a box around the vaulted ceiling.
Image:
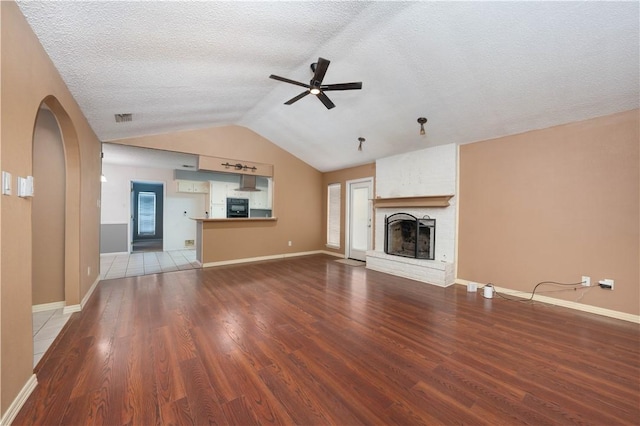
[17,1,639,172]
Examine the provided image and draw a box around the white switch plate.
[17,176,34,198]
[2,171,11,195]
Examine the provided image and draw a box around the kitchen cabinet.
[210,204,226,219]
[177,180,209,194]
[209,181,231,204]
[209,181,230,218]
[249,178,272,209]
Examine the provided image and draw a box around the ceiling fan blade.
[311,57,330,86]
[284,91,310,105]
[321,82,363,91]
[269,74,310,89]
[317,91,335,109]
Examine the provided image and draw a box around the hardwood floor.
[14,254,640,425]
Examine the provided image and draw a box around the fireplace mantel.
[373,195,454,208]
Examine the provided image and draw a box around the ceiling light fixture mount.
[417,117,428,135]
[358,137,365,151]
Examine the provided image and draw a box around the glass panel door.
[137,192,156,236]
[347,178,373,261]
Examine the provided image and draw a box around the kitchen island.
[191,217,279,267]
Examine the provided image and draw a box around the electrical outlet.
[87,266,91,276]
[599,279,614,290]
[582,276,591,287]
[288,240,292,247]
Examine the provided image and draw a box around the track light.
[358,137,365,151]
[417,117,427,135]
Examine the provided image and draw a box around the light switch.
[2,171,11,195]
[17,176,34,198]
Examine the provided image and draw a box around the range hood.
[236,174,260,192]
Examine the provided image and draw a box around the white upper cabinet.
[177,180,209,194]
[249,177,271,209]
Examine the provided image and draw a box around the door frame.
[345,177,374,261]
[129,180,165,253]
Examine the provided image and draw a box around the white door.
[347,178,373,261]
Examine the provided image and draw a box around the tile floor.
[100,249,199,279]
[33,308,73,367]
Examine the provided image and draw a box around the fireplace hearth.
[384,213,435,260]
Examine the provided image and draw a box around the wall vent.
[114,113,133,123]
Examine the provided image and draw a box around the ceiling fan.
[269,57,362,109]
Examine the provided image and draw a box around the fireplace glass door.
[384,213,435,260]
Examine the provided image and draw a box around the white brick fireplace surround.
[366,144,457,287]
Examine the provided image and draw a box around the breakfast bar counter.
[191,217,278,266]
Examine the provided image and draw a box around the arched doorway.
[39,96,81,310]
[32,107,66,306]
[31,105,68,365]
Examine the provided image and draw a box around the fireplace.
[385,213,435,260]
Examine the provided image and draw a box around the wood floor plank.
[190,325,240,404]
[159,396,195,426]
[179,357,228,425]
[152,326,187,405]
[227,349,296,425]
[13,254,640,425]
[221,395,260,426]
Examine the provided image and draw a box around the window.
[137,192,156,235]
[327,183,341,248]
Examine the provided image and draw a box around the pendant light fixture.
[417,117,427,135]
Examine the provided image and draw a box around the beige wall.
[458,110,639,315]
[321,163,376,256]
[111,126,324,260]
[1,1,101,415]
[32,108,65,305]
[0,0,636,418]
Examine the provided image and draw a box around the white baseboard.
[320,250,345,258]
[63,304,81,315]
[0,374,37,426]
[202,250,327,268]
[62,276,101,315]
[455,279,640,324]
[81,276,101,310]
[32,301,65,313]
[100,251,129,256]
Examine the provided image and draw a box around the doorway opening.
[30,96,82,369]
[131,182,164,252]
[346,177,373,262]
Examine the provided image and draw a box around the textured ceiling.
[17,1,639,172]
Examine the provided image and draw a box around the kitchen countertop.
[190,217,277,222]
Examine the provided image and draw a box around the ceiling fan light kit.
[269,57,363,109]
[417,117,427,135]
[358,137,365,151]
